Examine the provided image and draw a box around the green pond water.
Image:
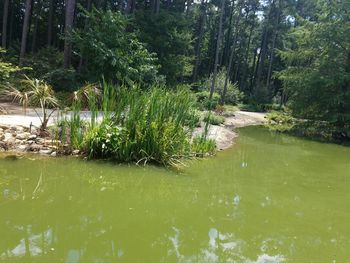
[1,127,350,263]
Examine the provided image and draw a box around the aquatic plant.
[84,84,214,165]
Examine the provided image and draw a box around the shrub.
[0,48,21,85]
[203,69,243,105]
[203,113,225,125]
[195,91,220,110]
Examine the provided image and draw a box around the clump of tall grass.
[52,82,216,164]
[84,84,213,165]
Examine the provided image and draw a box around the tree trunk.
[19,0,33,65]
[155,0,160,14]
[209,0,225,101]
[1,0,10,48]
[47,0,55,46]
[266,0,281,89]
[221,0,235,68]
[220,4,242,105]
[241,22,254,91]
[31,1,42,53]
[63,0,76,69]
[255,27,268,91]
[266,32,277,89]
[125,0,133,14]
[192,0,206,83]
[8,2,14,46]
[78,0,92,73]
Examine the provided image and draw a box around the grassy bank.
[266,111,350,145]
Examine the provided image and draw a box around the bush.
[203,113,225,125]
[203,69,243,105]
[0,48,21,85]
[196,91,220,110]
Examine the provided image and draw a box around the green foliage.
[191,136,216,157]
[70,8,160,86]
[204,69,243,105]
[277,0,350,126]
[135,11,194,85]
[266,111,350,143]
[196,91,220,110]
[203,113,225,125]
[0,48,21,85]
[85,85,210,166]
[4,76,59,130]
[266,111,295,132]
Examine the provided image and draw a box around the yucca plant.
[4,76,59,131]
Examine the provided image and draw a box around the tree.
[19,0,33,65]
[2,0,10,48]
[63,0,76,68]
[209,0,225,101]
[278,0,350,126]
[70,8,160,85]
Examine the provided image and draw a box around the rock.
[72,150,80,155]
[17,145,29,152]
[44,139,61,145]
[16,126,24,133]
[0,141,8,151]
[39,149,53,155]
[16,132,31,140]
[51,151,57,157]
[3,133,15,144]
[35,138,45,144]
[29,144,42,152]
[28,134,37,140]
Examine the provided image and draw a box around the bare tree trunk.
[266,0,281,89]
[241,22,254,91]
[78,0,92,73]
[125,0,133,14]
[255,27,268,91]
[8,2,14,46]
[19,0,33,65]
[209,0,225,101]
[220,4,242,105]
[192,0,206,83]
[31,1,42,53]
[47,0,55,46]
[2,0,10,48]
[155,0,160,14]
[221,0,235,68]
[266,32,277,89]
[249,47,258,93]
[63,0,76,69]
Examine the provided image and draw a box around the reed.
[85,83,213,165]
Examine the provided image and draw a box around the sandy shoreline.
[0,102,266,155]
